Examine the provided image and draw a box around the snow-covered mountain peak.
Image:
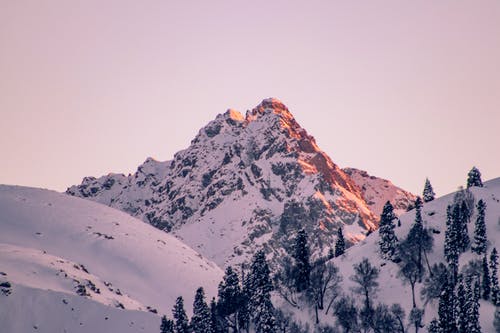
[67,99,415,268]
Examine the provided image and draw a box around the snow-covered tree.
[217,266,242,331]
[456,280,468,333]
[438,280,456,333]
[482,255,491,300]
[191,287,211,333]
[466,279,481,333]
[292,229,311,292]
[172,296,189,333]
[161,315,174,333]
[467,167,483,188]
[472,199,487,255]
[423,178,435,202]
[334,227,346,257]
[491,248,500,305]
[427,318,440,333]
[378,201,398,260]
[246,250,276,333]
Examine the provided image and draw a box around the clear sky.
[1,1,499,196]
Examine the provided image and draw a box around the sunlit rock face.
[67,98,414,267]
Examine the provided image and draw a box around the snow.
[0,185,223,332]
[326,178,500,332]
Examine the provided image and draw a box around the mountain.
[0,185,223,333]
[343,167,416,216]
[67,98,415,268]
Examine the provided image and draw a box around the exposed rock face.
[67,98,414,267]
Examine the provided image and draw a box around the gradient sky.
[1,1,499,196]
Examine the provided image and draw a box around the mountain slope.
[319,178,500,331]
[67,98,414,267]
[0,185,223,332]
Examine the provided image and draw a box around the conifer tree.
[292,229,311,292]
[466,279,481,333]
[161,315,174,333]
[456,280,468,333]
[491,248,500,305]
[467,167,483,188]
[172,296,189,333]
[191,287,212,333]
[438,280,456,333]
[427,318,440,333]
[482,255,491,300]
[217,266,242,331]
[472,199,488,255]
[378,201,398,260]
[209,298,220,333]
[423,178,435,202]
[246,250,276,333]
[335,227,346,257]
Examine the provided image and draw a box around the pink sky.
[0,1,499,196]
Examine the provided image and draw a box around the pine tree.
[217,266,242,331]
[456,280,468,333]
[466,279,481,333]
[378,201,398,260]
[209,298,220,333]
[467,167,483,188]
[246,250,276,333]
[438,280,456,333]
[292,229,311,292]
[491,248,500,305]
[172,296,189,333]
[191,287,211,333]
[482,255,491,300]
[334,227,346,257]
[161,315,174,333]
[427,318,440,333]
[472,199,488,255]
[423,178,436,202]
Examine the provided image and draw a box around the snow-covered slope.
[67,98,414,268]
[343,167,416,216]
[324,178,500,331]
[0,185,223,333]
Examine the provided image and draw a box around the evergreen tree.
[172,296,190,333]
[161,315,174,333]
[466,279,481,333]
[378,201,398,260]
[217,266,242,331]
[246,250,276,333]
[423,178,436,202]
[427,318,440,333]
[467,167,483,188]
[334,227,346,258]
[292,229,311,292]
[191,287,211,333]
[444,205,460,283]
[482,255,491,300]
[209,298,221,333]
[491,248,500,305]
[438,280,456,333]
[472,199,488,255]
[456,280,468,333]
